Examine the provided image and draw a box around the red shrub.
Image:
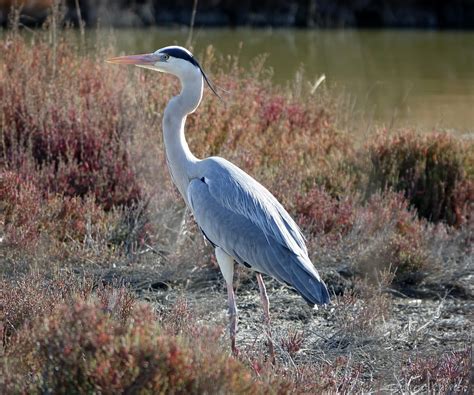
[280,330,305,356]
[1,275,268,394]
[367,130,472,226]
[296,186,355,240]
[402,348,471,393]
[0,37,141,210]
[0,169,119,249]
[0,170,41,245]
[356,192,432,284]
[261,95,285,126]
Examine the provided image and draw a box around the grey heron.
[107,46,330,358]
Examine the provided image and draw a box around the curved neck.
[163,71,203,203]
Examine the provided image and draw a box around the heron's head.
[107,45,220,97]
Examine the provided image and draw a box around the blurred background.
[2,1,474,29]
[1,0,473,133]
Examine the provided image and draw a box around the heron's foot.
[265,337,276,364]
[231,336,240,357]
[230,324,239,357]
[229,312,238,355]
[260,313,275,362]
[260,313,271,325]
[265,326,276,365]
[229,312,238,334]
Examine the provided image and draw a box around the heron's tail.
[290,256,330,306]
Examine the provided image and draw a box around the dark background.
[1,0,474,29]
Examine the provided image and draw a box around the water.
[52,28,474,134]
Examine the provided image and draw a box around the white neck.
[163,70,203,204]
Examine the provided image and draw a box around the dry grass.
[1,270,435,394]
[0,272,274,394]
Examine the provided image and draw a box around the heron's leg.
[256,273,275,363]
[226,282,238,354]
[215,247,238,355]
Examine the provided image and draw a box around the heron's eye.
[162,53,170,61]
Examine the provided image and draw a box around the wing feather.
[200,157,307,256]
[187,158,330,305]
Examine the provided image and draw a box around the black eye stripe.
[159,46,222,100]
[160,47,199,68]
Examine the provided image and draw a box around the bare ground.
[87,252,473,392]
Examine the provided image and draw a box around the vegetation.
[1,274,271,393]
[0,19,472,394]
[367,130,472,226]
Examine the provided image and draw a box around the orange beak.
[106,53,159,66]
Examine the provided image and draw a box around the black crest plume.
[161,47,222,99]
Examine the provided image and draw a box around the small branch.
[74,0,85,48]
[186,0,198,48]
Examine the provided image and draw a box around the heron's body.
[188,156,328,305]
[108,46,330,356]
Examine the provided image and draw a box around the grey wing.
[187,162,330,305]
[203,157,308,256]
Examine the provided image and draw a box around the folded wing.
[187,157,330,305]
